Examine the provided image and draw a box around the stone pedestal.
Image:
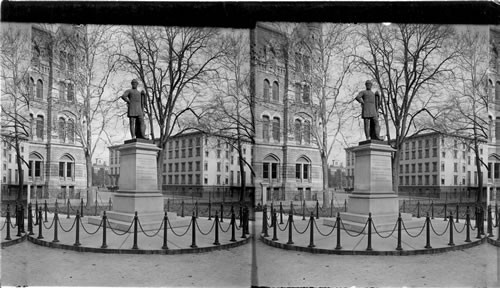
[324,140,420,233]
[89,139,177,231]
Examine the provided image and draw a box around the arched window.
[29,152,44,182]
[59,82,66,101]
[295,53,302,73]
[59,117,66,143]
[36,115,44,140]
[263,154,280,180]
[263,79,270,101]
[295,156,311,181]
[303,120,311,144]
[36,80,43,99]
[67,119,75,143]
[272,117,280,142]
[272,81,279,102]
[295,83,302,103]
[58,154,74,182]
[29,77,35,98]
[294,119,302,144]
[67,83,74,102]
[262,115,270,142]
[302,84,310,103]
[59,51,66,70]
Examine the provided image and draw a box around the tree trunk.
[392,149,400,194]
[321,154,330,208]
[157,145,166,191]
[86,152,93,203]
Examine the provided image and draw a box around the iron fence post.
[396,213,402,251]
[308,212,315,248]
[335,213,342,250]
[101,211,107,248]
[425,213,432,249]
[366,213,373,251]
[132,211,138,249]
[190,212,198,248]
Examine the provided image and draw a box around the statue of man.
[355,80,381,141]
[121,79,147,139]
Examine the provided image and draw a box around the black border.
[1,1,499,27]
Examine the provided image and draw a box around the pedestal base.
[87,211,192,231]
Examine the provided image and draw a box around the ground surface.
[2,230,499,287]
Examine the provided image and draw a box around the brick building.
[108,132,254,200]
[1,24,86,200]
[251,23,323,204]
[345,132,487,201]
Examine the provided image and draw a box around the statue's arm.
[121,90,130,104]
[355,91,364,104]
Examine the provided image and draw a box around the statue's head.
[131,79,139,89]
[365,80,372,90]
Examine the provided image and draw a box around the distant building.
[108,145,121,189]
[345,132,488,201]
[107,131,254,200]
[328,160,347,190]
[251,23,323,204]
[92,158,110,188]
[162,131,254,200]
[1,24,87,201]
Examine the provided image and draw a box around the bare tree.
[309,24,357,207]
[437,27,489,204]
[0,23,32,201]
[62,25,120,201]
[118,26,227,189]
[202,30,255,202]
[356,24,459,193]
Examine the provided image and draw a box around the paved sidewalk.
[13,212,250,252]
[257,212,486,253]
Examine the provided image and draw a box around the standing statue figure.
[355,80,381,141]
[121,79,147,139]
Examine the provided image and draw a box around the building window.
[204,162,208,171]
[175,163,179,172]
[196,161,201,171]
[263,79,270,101]
[169,163,173,172]
[295,119,302,144]
[272,117,280,142]
[411,164,416,173]
[432,162,437,172]
[217,162,221,172]
[405,164,409,173]
[303,121,311,144]
[196,147,201,156]
[441,162,445,172]
[181,149,185,158]
[59,118,66,143]
[67,119,74,143]
[196,174,201,184]
[272,81,279,101]
[67,83,74,102]
[188,148,193,157]
[188,162,193,171]
[418,163,422,173]
[217,175,221,185]
[302,85,310,103]
[262,116,270,142]
[432,148,437,157]
[295,83,302,103]
[425,163,429,172]
[454,163,458,172]
[217,150,221,159]
[36,115,44,139]
[36,79,43,99]
[263,163,269,179]
[181,163,185,172]
[296,156,310,181]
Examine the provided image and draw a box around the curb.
[260,234,486,256]
[1,234,27,248]
[27,234,252,255]
[487,237,500,247]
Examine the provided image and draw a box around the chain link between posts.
[138,218,164,237]
[167,219,192,237]
[340,218,368,237]
[42,217,56,230]
[371,219,398,239]
[196,219,216,236]
[429,219,450,236]
[106,218,134,236]
[58,217,77,232]
[401,220,426,238]
[80,219,103,235]
[292,220,311,234]
[313,219,336,237]
[219,221,231,233]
